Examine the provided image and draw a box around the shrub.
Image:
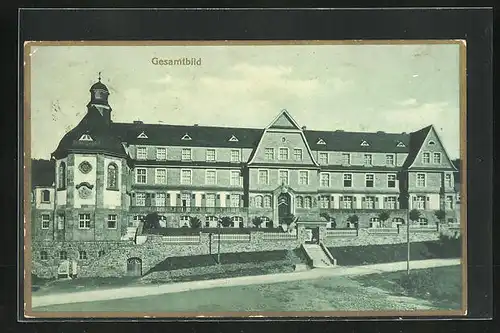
[319,212,330,221]
[189,216,202,229]
[378,211,390,227]
[409,209,422,223]
[220,216,233,228]
[252,216,264,228]
[281,213,295,225]
[143,212,160,230]
[398,270,437,296]
[434,210,446,224]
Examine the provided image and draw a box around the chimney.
[194,124,199,127]
[301,126,307,130]
[133,120,143,124]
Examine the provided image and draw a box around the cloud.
[395,98,418,106]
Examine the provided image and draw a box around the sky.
[28,42,462,159]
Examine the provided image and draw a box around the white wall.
[103,156,122,209]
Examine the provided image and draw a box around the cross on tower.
[98,71,102,82]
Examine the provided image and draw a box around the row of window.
[264,149,397,166]
[135,168,242,186]
[38,249,105,261]
[40,214,118,230]
[422,151,442,164]
[57,162,119,190]
[136,147,242,163]
[134,193,242,208]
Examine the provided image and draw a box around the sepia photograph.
[24,41,465,318]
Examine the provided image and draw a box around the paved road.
[31,258,460,308]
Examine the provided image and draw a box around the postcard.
[23,40,466,318]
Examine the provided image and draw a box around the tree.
[330,217,337,229]
[347,214,359,229]
[320,212,331,221]
[281,213,295,225]
[409,209,422,224]
[189,216,201,229]
[378,211,391,228]
[434,209,446,225]
[252,216,264,228]
[143,212,160,230]
[220,216,233,228]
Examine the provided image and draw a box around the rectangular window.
[279,148,289,160]
[319,152,328,165]
[299,171,309,185]
[279,170,289,185]
[386,196,397,209]
[415,196,426,209]
[181,193,191,207]
[422,152,430,164]
[416,173,426,187]
[155,168,166,184]
[365,174,374,187]
[319,196,330,209]
[386,154,394,166]
[206,193,216,207]
[41,190,50,203]
[364,154,373,165]
[181,148,192,161]
[156,147,167,161]
[205,170,217,185]
[264,148,275,160]
[342,196,353,209]
[230,150,241,162]
[445,174,453,187]
[263,196,272,208]
[320,173,330,187]
[181,170,192,185]
[78,213,91,229]
[107,214,117,229]
[365,196,375,209]
[79,250,87,260]
[59,251,67,260]
[342,153,351,165]
[387,174,397,188]
[135,193,146,206]
[293,148,303,161]
[230,194,240,208]
[258,170,269,185]
[230,170,241,186]
[433,152,442,164]
[155,193,166,207]
[206,149,216,162]
[136,147,147,160]
[41,214,50,229]
[135,168,147,184]
[446,196,454,210]
[343,173,352,187]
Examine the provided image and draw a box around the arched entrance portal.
[126,257,142,276]
[278,192,291,224]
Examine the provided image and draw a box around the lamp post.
[406,201,410,275]
[217,217,221,265]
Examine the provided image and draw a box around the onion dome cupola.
[51,106,127,160]
[87,72,112,123]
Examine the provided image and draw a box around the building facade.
[30,78,460,242]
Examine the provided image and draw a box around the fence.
[366,227,399,235]
[260,232,298,241]
[325,229,358,238]
[212,234,251,242]
[161,235,201,244]
[408,225,438,233]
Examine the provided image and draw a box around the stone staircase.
[302,243,337,268]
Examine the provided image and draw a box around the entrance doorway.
[305,227,320,244]
[278,192,291,224]
[126,257,142,276]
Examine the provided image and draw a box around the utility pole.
[406,206,410,275]
[217,217,221,265]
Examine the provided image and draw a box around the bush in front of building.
[252,216,264,228]
[409,209,422,224]
[347,214,359,229]
[143,212,161,230]
[434,209,446,225]
[220,216,233,228]
[377,210,390,227]
[189,216,202,229]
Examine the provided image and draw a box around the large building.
[30,78,459,242]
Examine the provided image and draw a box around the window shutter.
[340,197,344,202]
[166,193,170,198]
[362,197,365,201]
[412,196,416,201]
[226,194,230,200]
[384,197,387,202]
[426,196,430,201]
[353,197,357,201]
[151,193,155,198]
[191,194,196,199]
[375,197,379,202]
[216,194,220,199]
[132,193,136,198]
[240,195,244,207]
[202,194,206,199]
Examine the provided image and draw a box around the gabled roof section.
[304,130,411,153]
[360,140,370,147]
[228,135,239,142]
[316,138,326,145]
[268,109,301,130]
[396,141,406,148]
[79,133,93,141]
[181,133,192,141]
[31,159,55,189]
[402,125,433,169]
[111,122,263,148]
[137,131,148,139]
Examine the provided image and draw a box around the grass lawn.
[354,265,462,310]
[32,276,143,296]
[32,267,462,313]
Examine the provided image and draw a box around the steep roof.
[401,125,433,168]
[31,159,55,189]
[111,122,264,149]
[52,107,128,159]
[303,130,411,153]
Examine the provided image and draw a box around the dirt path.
[31,258,460,308]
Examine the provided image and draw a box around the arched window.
[59,250,67,260]
[254,195,263,208]
[296,196,304,208]
[263,195,272,208]
[40,250,48,260]
[58,162,66,189]
[107,163,118,190]
[304,196,312,209]
[41,189,50,203]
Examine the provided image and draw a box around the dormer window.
[428,140,436,145]
[360,140,370,147]
[181,133,192,141]
[137,132,148,139]
[79,134,93,141]
[396,141,406,148]
[316,138,326,145]
[229,135,239,142]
